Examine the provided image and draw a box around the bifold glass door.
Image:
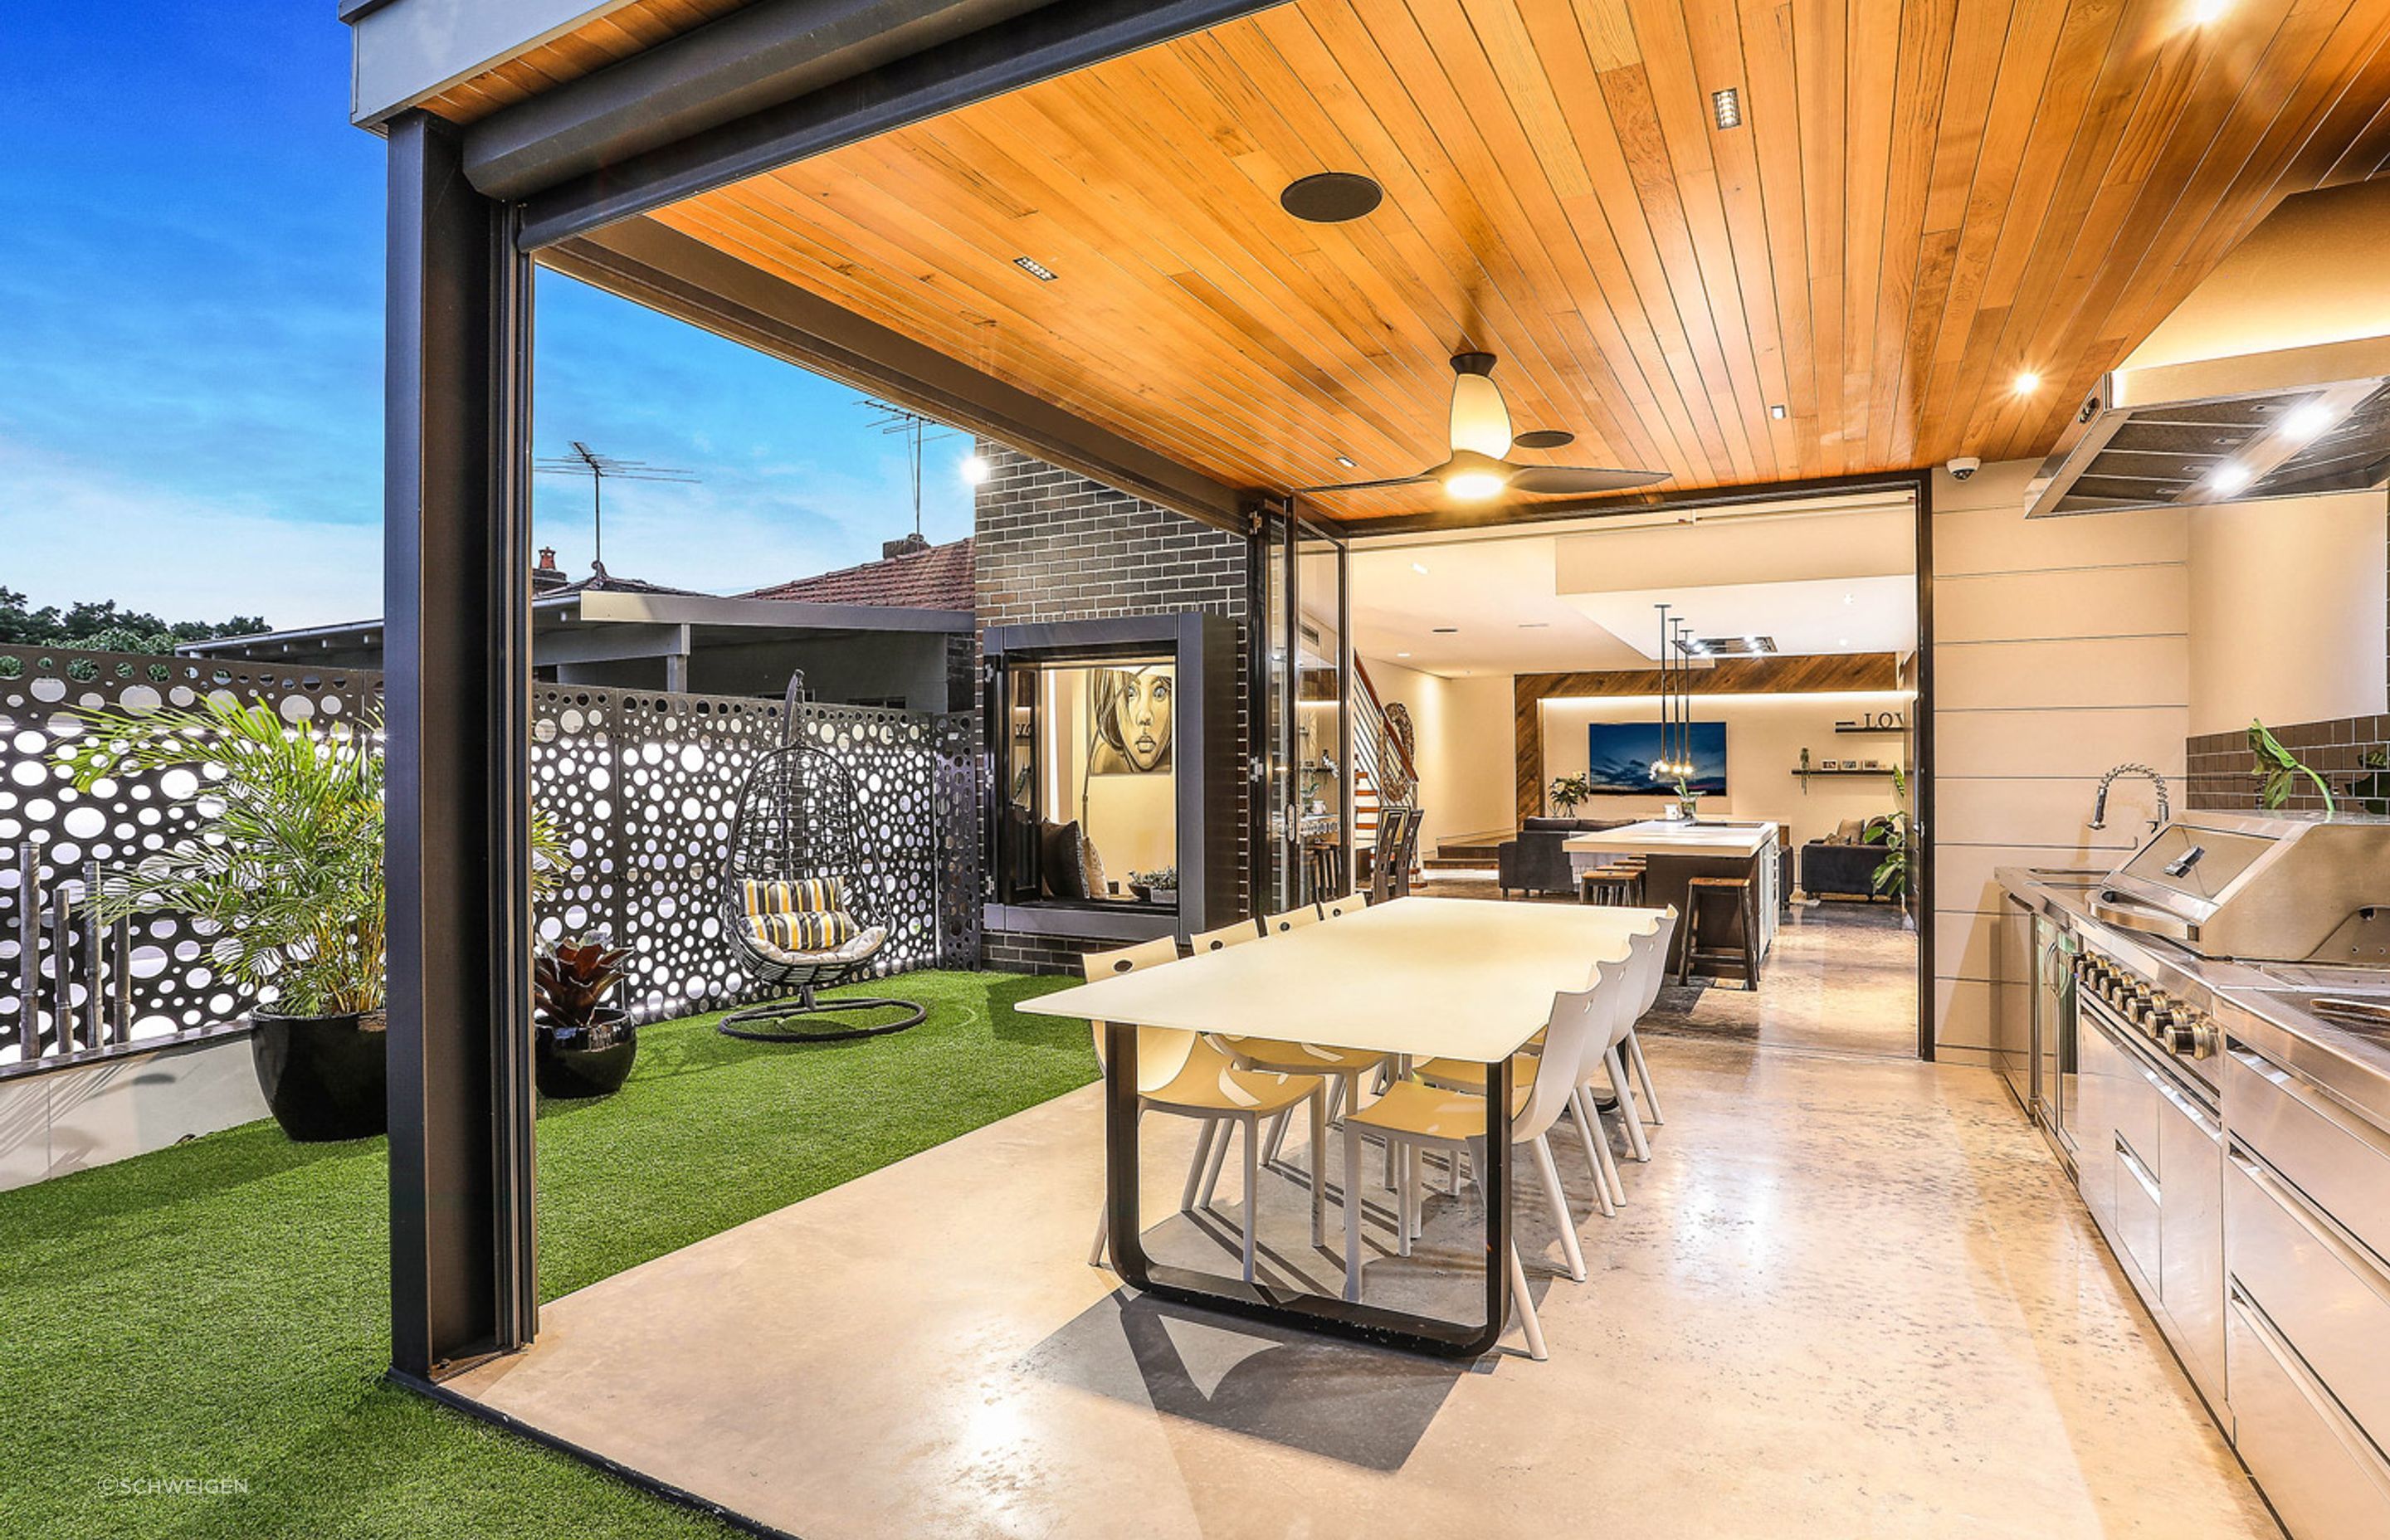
[1254,505,1350,912]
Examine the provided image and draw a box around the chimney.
[882,532,932,560]
[532,547,569,592]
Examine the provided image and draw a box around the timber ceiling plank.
[456,0,2390,521]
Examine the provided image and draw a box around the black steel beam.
[503,0,1290,249]
[541,217,1245,532]
[385,110,539,1380]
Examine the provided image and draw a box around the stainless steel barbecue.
[2083,811,2390,963]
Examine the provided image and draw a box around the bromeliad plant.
[534,936,632,1048]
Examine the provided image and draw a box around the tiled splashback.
[2186,716,2390,813]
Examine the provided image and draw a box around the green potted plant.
[1128,866,1178,905]
[1671,775,1704,822]
[534,935,636,1099]
[56,695,566,1141]
[1549,772,1593,818]
[1866,766,1913,910]
[2249,719,2336,814]
[57,698,390,1141]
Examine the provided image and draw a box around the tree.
[0,587,268,653]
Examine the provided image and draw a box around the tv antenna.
[534,441,700,572]
[862,399,965,540]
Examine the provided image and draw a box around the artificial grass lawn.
[0,969,1081,1540]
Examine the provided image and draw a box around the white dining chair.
[1262,902,1324,934]
[1412,934,1634,1217]
[1617,905,1677,1127]
[1319,891,1370,919]
[1082,938,1329,1284]
[1190,917,1264,953]
[1340,966,1619,1361]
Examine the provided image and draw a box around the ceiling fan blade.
[1505,465,1672,495]
[1295,471,1436,495]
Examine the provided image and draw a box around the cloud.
[0,437,379,628]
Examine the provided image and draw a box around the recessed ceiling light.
[961,454,992,485]
[2280,400,2339,443]
[1280,171,1384,223]
[2013,370,2042,393]
[1397,651,1412,658]
[1411,561,1429,574]
[1842,592,1856,605]
[2191,0,2228,22]
[1519,622,1549,629]
[1838,637,1852,647]
[1710,88,1743,130]
[1432,626,1459,634]
[1769,404,1787,419]
[1012,256,1059,281]
[2211,461,2255,495]
[1334,455,1357,469]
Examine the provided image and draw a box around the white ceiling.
[1333,504,1918,678]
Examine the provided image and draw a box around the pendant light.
[1653,603,1674,783]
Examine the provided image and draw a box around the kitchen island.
[1565,820,1780,982]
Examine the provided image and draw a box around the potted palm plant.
[57,697,390,1140]
[534,935,637,1099]
[56,695,566,1141]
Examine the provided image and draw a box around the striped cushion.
[749,909,860,952]
[740,877,846,918]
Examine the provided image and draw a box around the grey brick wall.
[972,442,1251,974]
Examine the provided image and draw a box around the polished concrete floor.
[452,1027,2275,1539]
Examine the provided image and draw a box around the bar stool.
[1676,875,1759,988]
[1579,865,1646,906]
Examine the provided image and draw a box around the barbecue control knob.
[2166,1015,2218,1060]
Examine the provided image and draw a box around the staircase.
[1350,661,1418,879]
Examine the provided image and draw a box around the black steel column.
[385,110,539,1380]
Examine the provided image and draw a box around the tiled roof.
[743,536,974,612]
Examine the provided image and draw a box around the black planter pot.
[536,1011,637,1100]
[251,1010,389,1143]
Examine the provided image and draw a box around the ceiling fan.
[1299,352,1670,502]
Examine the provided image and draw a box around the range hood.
[2027,180,2390,518]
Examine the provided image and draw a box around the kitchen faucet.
[2090,763,2171,832]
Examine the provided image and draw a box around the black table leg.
[1103,1022,1512,1358]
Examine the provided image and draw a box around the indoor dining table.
[1021,895,1665,1357]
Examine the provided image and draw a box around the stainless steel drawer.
[2159,1079,2227,1409]
[2227,1141,2390,1449]
[2226,1045,2390,1265]
[2113,1133,2163,1289]
[2227,1283,2390,1540]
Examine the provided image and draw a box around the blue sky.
[0,7,973,631]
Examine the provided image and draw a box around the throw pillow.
[1040,819,1090,900]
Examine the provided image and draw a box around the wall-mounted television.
[1586,721,1726,795]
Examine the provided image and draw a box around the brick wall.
[2187,716,2390,813]
[971,442,1251,974]
[2185,524,2390,813]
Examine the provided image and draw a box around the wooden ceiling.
[461,0,2390,520]
[419,0,750,123]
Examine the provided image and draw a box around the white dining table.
[1022,895,1663,1355]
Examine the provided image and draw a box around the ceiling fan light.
[1449,371,1513,458]
[1445,469,1506,501]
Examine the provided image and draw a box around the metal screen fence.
[0,644,979,1065]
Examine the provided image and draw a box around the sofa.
[1802,817,1895,900]
[1498,815,1632,899]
